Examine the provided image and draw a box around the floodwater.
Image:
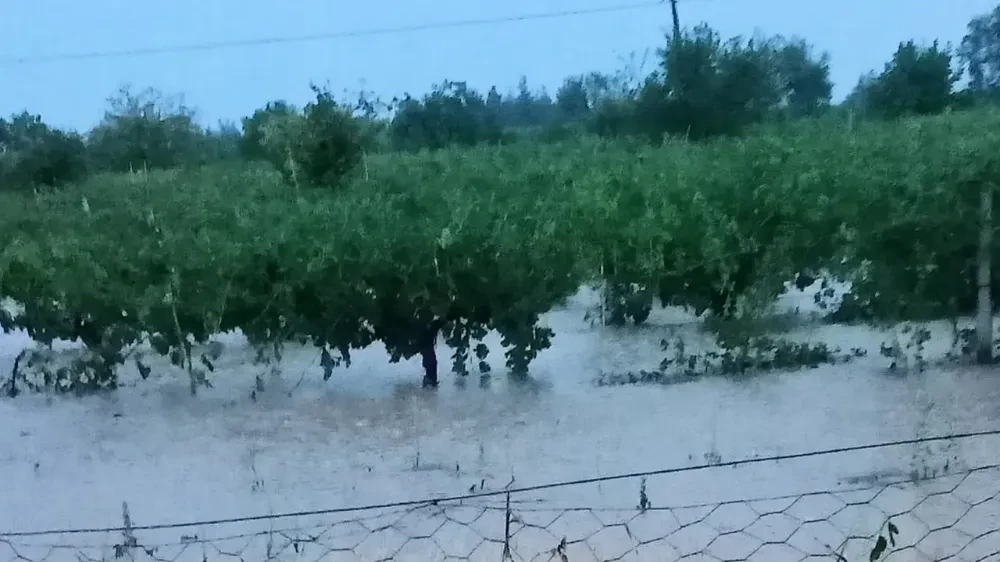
[0,283,998,561]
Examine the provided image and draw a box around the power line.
[1,426,998,537]
[0,1,669,66]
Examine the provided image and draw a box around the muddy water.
[0,285,998,561]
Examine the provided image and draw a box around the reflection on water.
[0,284,998,540]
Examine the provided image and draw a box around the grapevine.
[2,110,1000,392]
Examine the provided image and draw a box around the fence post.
[976,181,994,364]
[115,501,138,560]
[502,490,512,561]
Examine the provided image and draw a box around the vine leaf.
[887,521,899,546]
[320,347,337,381]
[870,535,888,561]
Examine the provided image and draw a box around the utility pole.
[669,0,681,41]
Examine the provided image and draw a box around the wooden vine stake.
[975,182,994,364]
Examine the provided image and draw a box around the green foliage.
[960,5,1000,93]
[390,81,504,151]
[857,41,958,119]
[201,120,243,162]
[272,24,836,152]
[0,112,88,189]
[293,86,369,187]
[241,88,368,188]
[507,76,561,128]
[3,106,1000,391]
[602,282,653,326]
[596,336,858,387]
[588,26,832,142]
[774,38,834,118]
[240,100,300,161]
[7,8,1000,396]
[592,97,640,138]
[660,26,782,139]
[823,112,1000,321]
[0,142,587,389]
[593,109,1000,326]
[241,102,306,184]
[555,77,591,121]
[86,86,207,172]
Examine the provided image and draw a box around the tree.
[515,76,535,125]
[650,25,784,140]
[87,86,205,172]
[594,25,831,142]
[292,85,369,187]
[586,68,645,137]
[843,74,875,114]
[240,101,299,161]
[479,77,562,130]
[389,80,502,151]
[960,5,1000,93]
[486,86,503,111]
[774,38,834,117]
[202,120,242,162]
[555,76,591,120]
[862,41,957,119]
[0,112,87,189]
[239,88,367,187]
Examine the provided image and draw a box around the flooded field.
[1,283,999,561]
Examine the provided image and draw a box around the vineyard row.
[1,110,999,392]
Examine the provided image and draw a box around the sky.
[1,0,998,132]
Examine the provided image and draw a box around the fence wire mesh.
[2,459,999,562]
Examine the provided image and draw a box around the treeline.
[0,88,241,189]
[5,9,1000,393]
[4,111,998,393]
[7,6,1000,191]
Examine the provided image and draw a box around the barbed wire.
[2,454,998,562]
[3,427,999,539]
[0,0,682,66]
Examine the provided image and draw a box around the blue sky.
[2,0,997,132]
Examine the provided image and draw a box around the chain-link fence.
[3,443,1000,562]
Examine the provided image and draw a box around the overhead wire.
[0,1,674,66]
[1,427,999,537]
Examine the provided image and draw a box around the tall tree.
[389,80,502,151]
[596,25,831,142]
[653,25,785,140]
[485,86,503,112]
[774,38,834,117]
[514,76,535,126]
[863,40,957,119]
[555,76,591,120]
[240,101,299,161]
[960,6,1000,93]
[0,112,87,189]
[87,86,205,172]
